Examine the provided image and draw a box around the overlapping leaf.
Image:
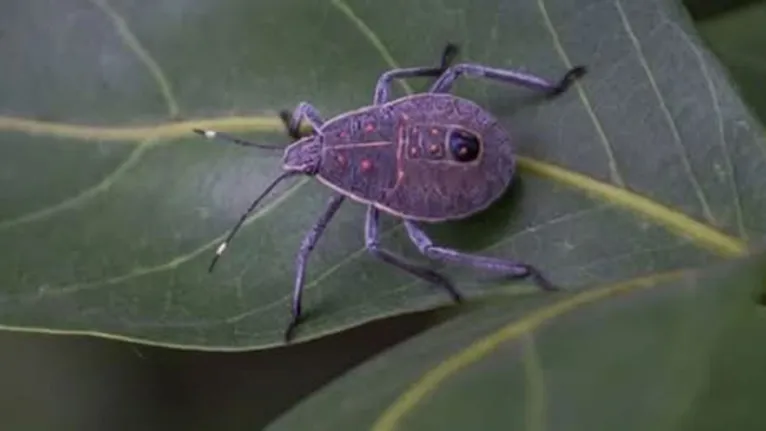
[0,0,764,348]
[266,249,766,430]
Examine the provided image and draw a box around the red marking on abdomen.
[360,159,372,172]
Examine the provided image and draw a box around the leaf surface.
[266,251,766,430]
[0,0,764,348]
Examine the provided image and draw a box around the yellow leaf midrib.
[0,114,748,260]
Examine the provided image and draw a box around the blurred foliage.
[696,2,766,122]
[685,0,763,19]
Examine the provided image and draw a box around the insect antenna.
[193,128,284,150]
[208,170,302,272]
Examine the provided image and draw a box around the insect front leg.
[279,102,326,140]
[284,194,346,342]
[372,43,459,104]
[194,102,321,149]
[364,206,463,302]
[402,220,559,292]
[429,62,586,97]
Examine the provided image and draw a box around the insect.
[194,43,586,342]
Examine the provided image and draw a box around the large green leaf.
[266,250,766,430]
[0,0,764,348]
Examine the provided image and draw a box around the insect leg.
[372,43,459,104]
[278,102,325,141]
[284,194,346,342]
[364,206,463,302]
[403,220,559,292]
[429,63,586,97]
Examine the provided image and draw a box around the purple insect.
[194,43,586,342]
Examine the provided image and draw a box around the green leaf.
[697,1,766,124]
[265,251,766,431]
[0,0,764,348]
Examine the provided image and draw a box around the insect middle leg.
[285,194,346,342]
[372,43,459,105]
[429,62,586,97]
[364,206,463,302]
[279,102,325,140]
[402,220,559,292]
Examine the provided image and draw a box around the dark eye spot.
[448,129,481,162]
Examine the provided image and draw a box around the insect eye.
[448,129,481,162]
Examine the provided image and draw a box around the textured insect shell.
[314,92,516,222]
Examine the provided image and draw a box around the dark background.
[1,1,763,429]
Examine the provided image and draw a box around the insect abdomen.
[402,124,450,161]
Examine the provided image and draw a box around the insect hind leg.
[372,43,459,105]
[364,206,463,302]
[429,62,586,97]
[402,220,559,292]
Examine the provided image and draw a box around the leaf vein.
[536,0,626,187]
[330,0,413,95]
[0,114,745,256]
[88,0,180,118]
[669,21,746,239]
[18,178,310,300]
[0,115,285,142]
[225,205,601,325]
[0,139,156,231]
[569,241,690,278]
[121,237,694,335]
[614,0,715,224]
[519,157,745,257]
[370,269,686,431]
[225,221,403,324]
[522,334,546,431]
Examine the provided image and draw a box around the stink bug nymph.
[194,43,586,342]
